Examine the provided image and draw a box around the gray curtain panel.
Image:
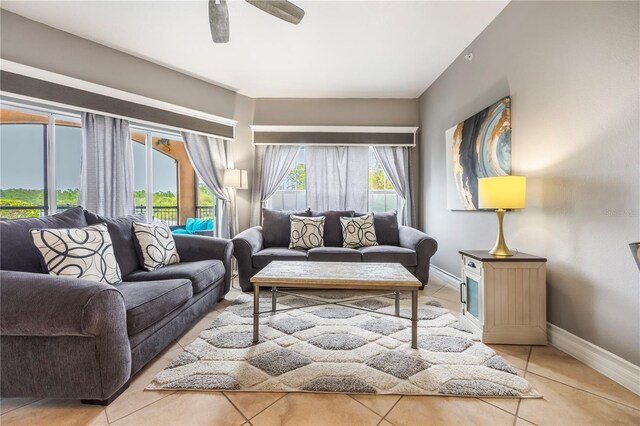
[306,146,369,212]
[182,132,236,238]
[373,146,415,227]
[249,145,300,226]
[79,113,134,217]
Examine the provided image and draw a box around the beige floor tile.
[527,346,640,409]
[479,396,520,415]
[378,420,395,426]
[514,417,536,426]
[518,373,640,426]
[430,295,462,315]
[251,393,381,426]
[423,280,446,296]
[112,391,245,426]
[385,396,514,426]
[105,343,181,423]
[349,394,401,417]
[0,399,108,426]
[430,284,460,303]
[487,344,531,371]
[0,397,40,415]
[224,391,286,419]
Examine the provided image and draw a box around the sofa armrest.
[232,226,264,291]
[0,271,126,337]
[0,270,131,400]
[173,234,234,294]
[399,226,438,288]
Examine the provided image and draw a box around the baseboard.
[547,323,640,395]
[428,265,640,396]
[429,265,460,289]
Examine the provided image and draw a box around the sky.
[1,124,177,192]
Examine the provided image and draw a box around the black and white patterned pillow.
[289,215,325,249]
[340,213,378,248]
[132,222,180,271]
[30,223,122,284]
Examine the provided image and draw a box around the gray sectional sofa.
[0,207,233,404]
[232,209,438,292]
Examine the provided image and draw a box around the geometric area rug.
[147,290,540,398]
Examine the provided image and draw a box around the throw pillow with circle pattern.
[30,223,122,284]
[340,213,378,248]
[132,222,180,271]
[289,215,325,249]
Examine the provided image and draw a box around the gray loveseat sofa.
[232,209,437,292]
[0,207,233,404]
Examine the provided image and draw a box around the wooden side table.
[458,250,547,345]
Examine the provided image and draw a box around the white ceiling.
[1,0,509,98]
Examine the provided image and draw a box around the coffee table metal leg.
[271,286,277,312]
[395,291,400,316]
[411,290,418,349]
[253,284,260,344]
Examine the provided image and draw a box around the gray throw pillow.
[30,223,122,284]
[289,215,325,249]
[341,214,378,248]
[355,210,399,246]
[132,222,180,271]
[262,207,310,248]
[310,210,355,247]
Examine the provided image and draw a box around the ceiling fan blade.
[209,0,230,43]
[246,0,305,25]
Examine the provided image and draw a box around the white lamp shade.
[478,176,526,209]
[223,169,248,189]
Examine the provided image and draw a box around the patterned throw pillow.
[30,223,122,284]
[132,222,180,271]
[289,215,325,249]
[340,213,378,248]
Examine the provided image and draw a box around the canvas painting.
[446,96,512,210]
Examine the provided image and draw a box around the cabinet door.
[462,270,483,328]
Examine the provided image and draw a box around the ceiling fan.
[209,0,305,43]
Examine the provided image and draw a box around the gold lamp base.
[489,209,514,257]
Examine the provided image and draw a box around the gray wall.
[419,1,639,364]
[254,98,420,126]
[0,9,256,231]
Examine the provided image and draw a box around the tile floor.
[1,276,639,426]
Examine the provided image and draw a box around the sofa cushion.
[308,247,362,262]
[253,247,307,268]
[85,211,146,277]
[125,260,225,294]
[358,245,417,266]
[115,279,192,335]
[0,206,88,273]
[263,208,310,248]
[310,210,354,247]
[355,211,400,246]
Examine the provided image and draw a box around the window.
[368,147,399,213]
[0,106,82,219]
[266,146,399,214]
[196,177,215,219]
[267,147,306,211]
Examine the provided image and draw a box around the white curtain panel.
[373,146,415,226]
[306,146,369,212]
[250,145,300,226]
[182,132,235,238]
[79,113,134,217]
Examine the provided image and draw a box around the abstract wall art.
[446,96,512,210]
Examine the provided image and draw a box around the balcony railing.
[266,189,399,213]
[135,205,179,226]
[196,205,215,219]
[0,204,78,219]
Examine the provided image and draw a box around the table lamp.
[478,176,526,257]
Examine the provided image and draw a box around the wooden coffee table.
[250,261,422,348]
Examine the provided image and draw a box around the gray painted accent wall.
[419,1,639,364]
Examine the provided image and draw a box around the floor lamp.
[223,169,248,284]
